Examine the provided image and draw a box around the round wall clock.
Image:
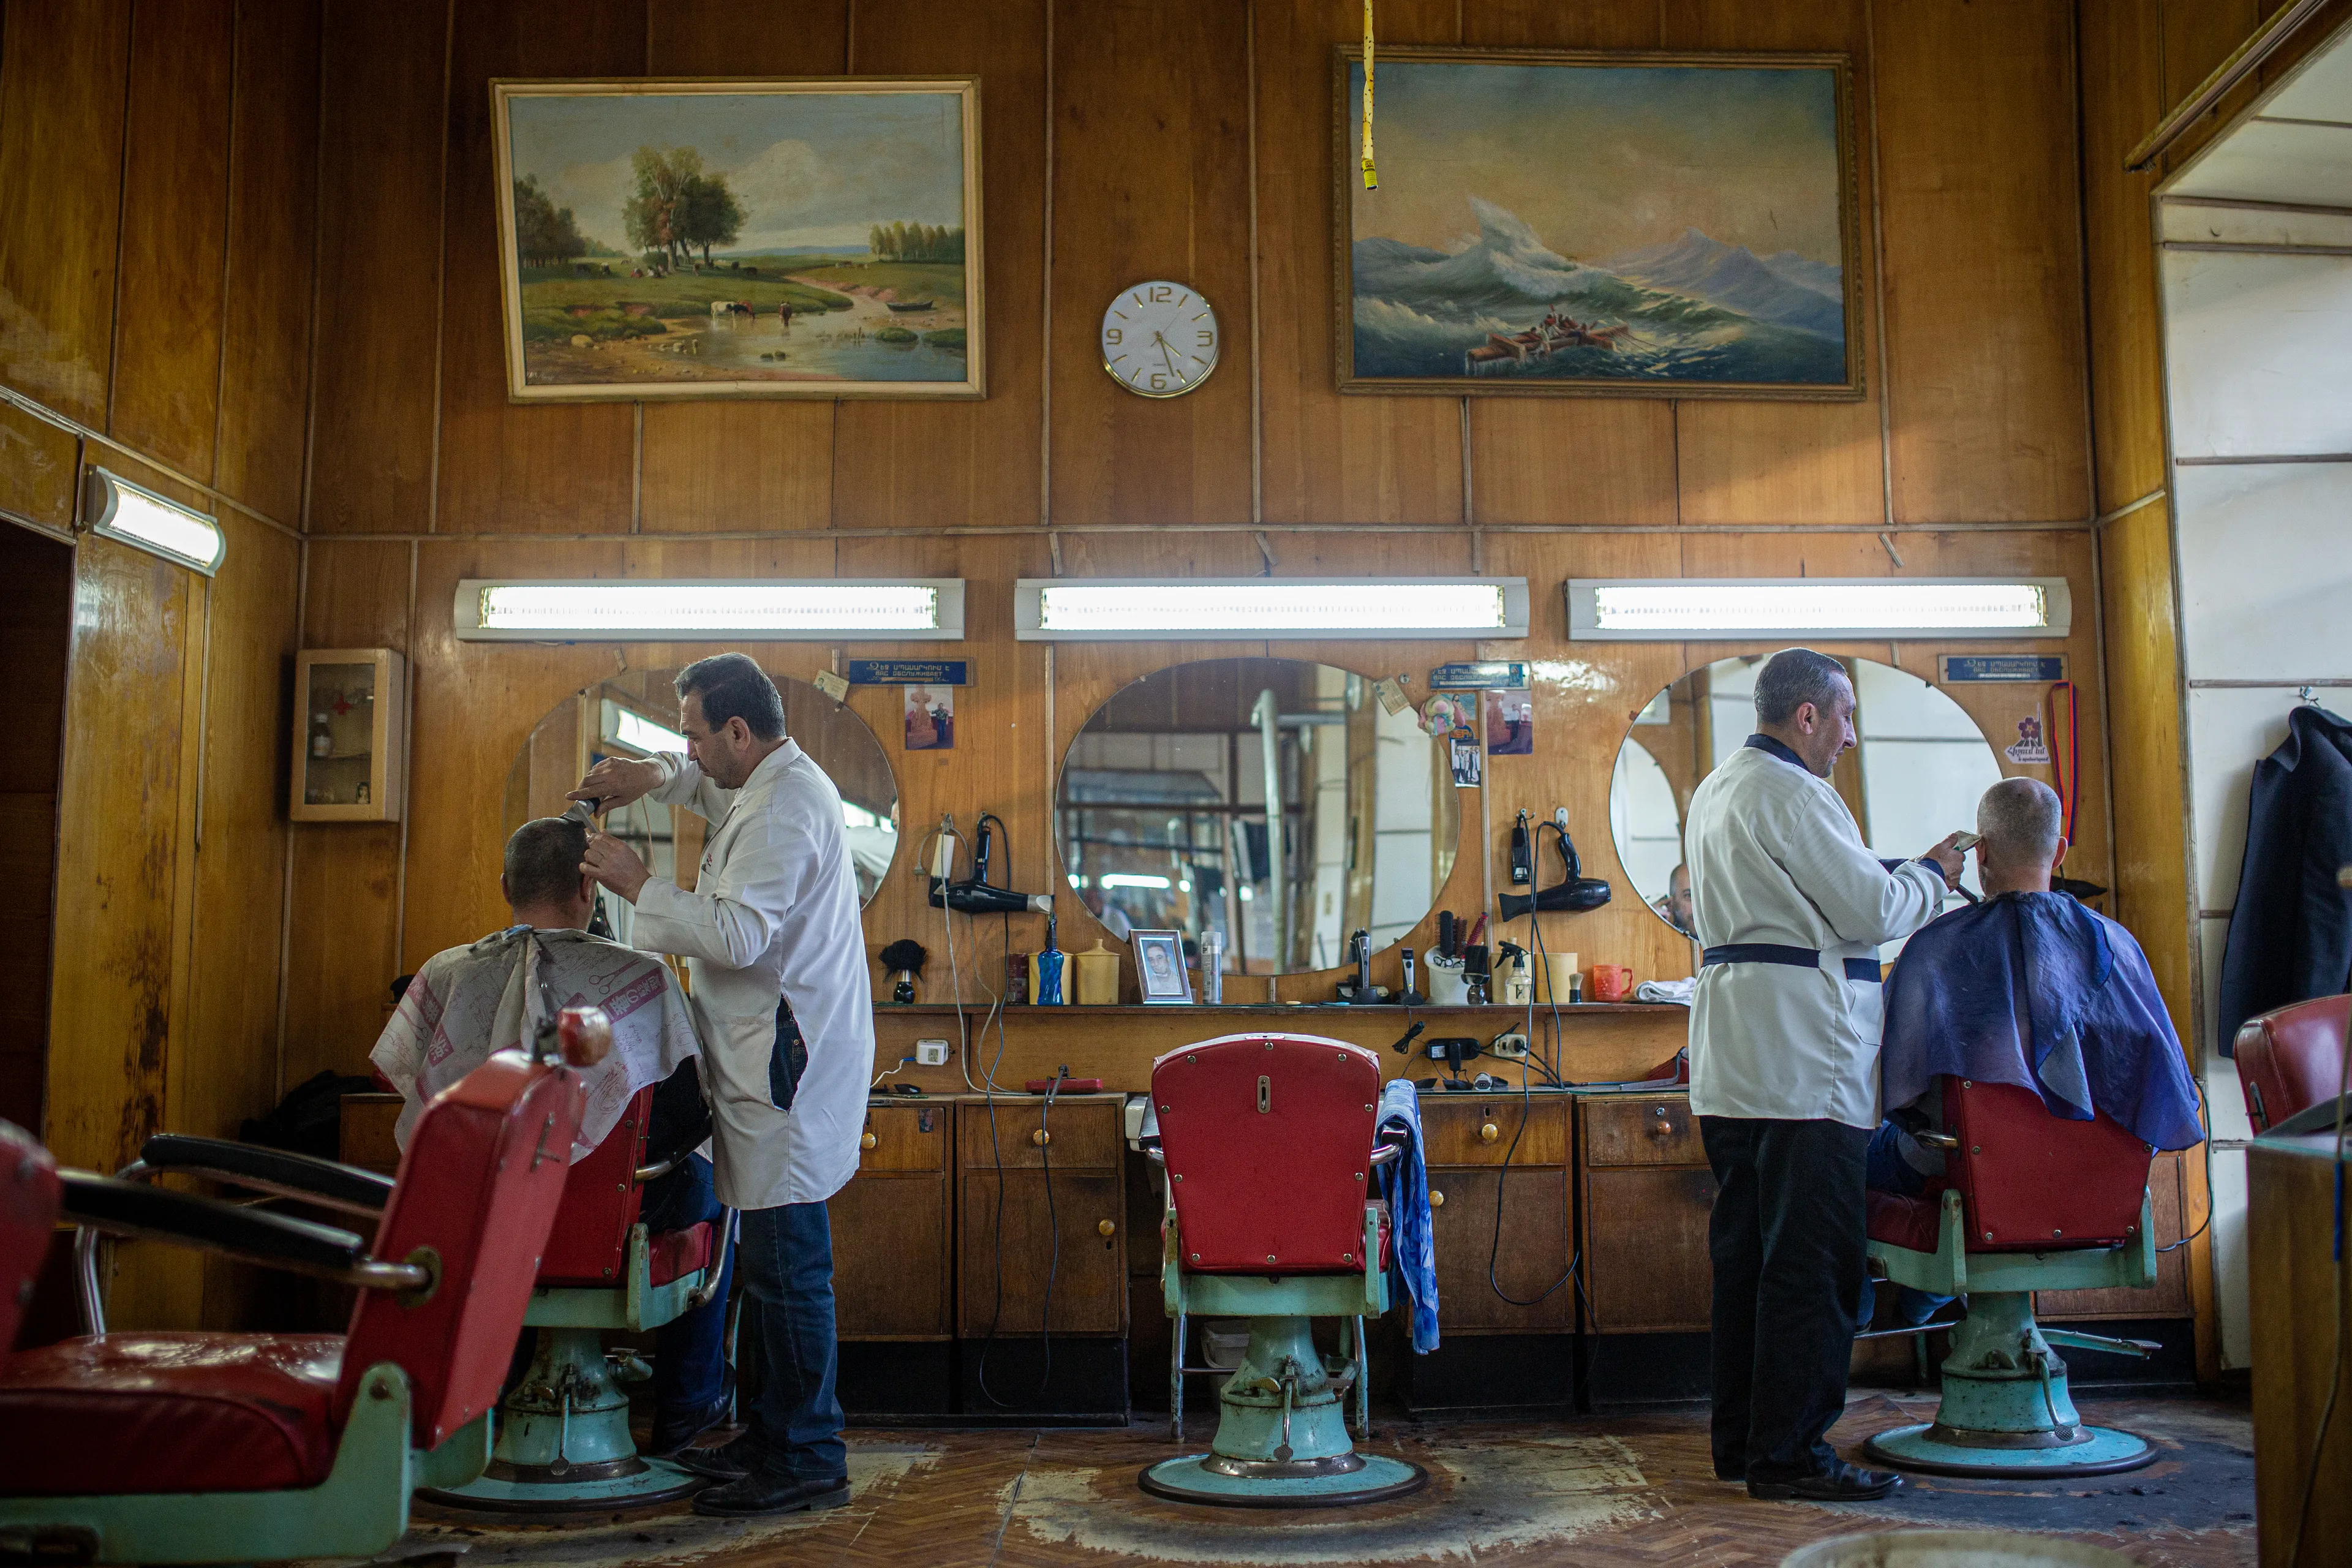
[1100,281,1219,398]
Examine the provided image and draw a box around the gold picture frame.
[491,76,984,402]
[1332,47,1864,401]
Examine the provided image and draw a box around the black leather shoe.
[649,1395,734,1457]
[1714,1463,1746,1482]
[690,1471,852,1518]
[1747,1461,1905,1502]
[670,1435,763,1481]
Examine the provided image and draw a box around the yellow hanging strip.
[1361,0,1378,189]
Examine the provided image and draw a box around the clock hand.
[1155,334,1180,380]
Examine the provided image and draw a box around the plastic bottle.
[1031,911,1066,1006]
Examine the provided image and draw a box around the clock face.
[1101,281,1218,398]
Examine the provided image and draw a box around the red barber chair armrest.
[58,1172,431,1295]
[2233,994,2350,1133]
[131,1134,395,1217]
[1866,1186,1946,1255]
[647,1221,715,1287]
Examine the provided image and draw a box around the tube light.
[453,579,965,641]
[84,468,224,576]
[1100,873,1174,890]
[1565,578,2071,641]
[1014,577,1528,640]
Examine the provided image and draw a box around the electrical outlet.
[1488,1032,1529,1060]
[915,1039,950,1067]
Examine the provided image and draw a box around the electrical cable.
[2158,1069,2215,1254]
[2286,1003,2352,1568]
[1487,891,1580,1309]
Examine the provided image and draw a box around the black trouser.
[1698,1115,1871,1483]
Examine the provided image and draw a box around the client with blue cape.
[1868,779,2203,1324]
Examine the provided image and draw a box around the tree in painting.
[512,176,587,267]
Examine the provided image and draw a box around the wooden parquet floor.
[392,1393,2256,1568]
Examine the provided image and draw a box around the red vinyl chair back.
[1153,1034,1381,1275]
[2233,994,2350,1133]
[336,1051,582,1448]
[537,1085,652,1286]
[1944,1077,2152,1251]
[1,1120,59,1352]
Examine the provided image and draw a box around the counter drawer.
[859,1101,949,1172]
[956,1096,1123,1170]
[1581,1165,1717,1332]
[1419,1095,1569,1167]
[1581,1095,1704,1167]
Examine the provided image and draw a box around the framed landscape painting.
[491,77,983,401]
[1333,49,1862,400]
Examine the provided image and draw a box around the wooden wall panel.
[831,0,1046,530]
[432,0,641,536]
[307,2,448,533]
[108,0,235,479]
[1047,0,1253,529]
[2078,0,2167,516]
[1254,0,1463,527]
[1872,0,2090,524]
[213,0,322,524]
[0,406,81,529]
[1470,400,1678,526]
[0,0,131,428]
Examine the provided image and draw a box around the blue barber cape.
[1882,892,2203,1151]
[1376,1080,1439,1353]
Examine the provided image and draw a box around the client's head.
[676,652,786,789]
[1975,777,2064,895]
[1752,649,1856,778]
[502,815,595,929]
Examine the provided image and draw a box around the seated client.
[1869,779,2204,1289]
[370,815,734,1453]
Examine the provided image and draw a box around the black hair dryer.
[1498,821,1611,921]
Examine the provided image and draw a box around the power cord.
[1487,905,1581,1310]
[978,1064,1065,1406]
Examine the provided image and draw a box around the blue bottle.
[1031,912,1066,1006]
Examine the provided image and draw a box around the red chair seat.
[648,1221,714,1287]
[0,1333,343,1496]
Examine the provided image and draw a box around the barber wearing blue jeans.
[1683,649,1963,1503]
[577,654,875,1518]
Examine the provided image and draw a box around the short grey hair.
[1754,649,1851,727]
[1977,777,2064,865]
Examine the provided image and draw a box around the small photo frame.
[1131,929,1191,1005]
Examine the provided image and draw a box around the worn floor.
[382,1394,2257,1568]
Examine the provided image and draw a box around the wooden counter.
[2250,1133,2352,1567]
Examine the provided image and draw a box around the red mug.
[1589,964,1634,1002]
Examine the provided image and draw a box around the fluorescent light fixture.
[453,579,965,641]
[601,700,686,756]
[1100,873,1174,891]
[1015,577,1527,640]
[1565,578,2071,641]
[842,801,893,833]
[84,468,224,576]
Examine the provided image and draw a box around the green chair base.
[1139,1453,1427,1508]
[0,1364,487,1566]
[1864,1421,2154,1479]
[420,1458,703,1513]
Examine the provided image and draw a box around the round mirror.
[1610,655,2000,943]
[504,669,899,944]
[1056,657,1460,976]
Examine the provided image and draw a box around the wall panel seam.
[1864,0,1896,529]
[104,1,137,437]
[209,0,241,491]
[425,0,455,534]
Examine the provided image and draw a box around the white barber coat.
[628,741,873,1210]
[1684,742,1948,1129]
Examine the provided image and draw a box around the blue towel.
[1882,892,2204,1151]
[1376,1080,1439,1353]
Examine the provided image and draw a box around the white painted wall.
[2158,195,2352,1370]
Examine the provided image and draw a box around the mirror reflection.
[1056,658,1459,975]
[505,670,899,944]
[1610,655,2000,943]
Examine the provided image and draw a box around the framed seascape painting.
[1332,49,1862,400]
[491,78,983,401]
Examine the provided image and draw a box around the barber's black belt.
[1702,944,1883,984]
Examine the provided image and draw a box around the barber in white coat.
[571,653,872,1520]
[1683,648,1962,1505]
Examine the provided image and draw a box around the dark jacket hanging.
[2217,704,2352,1055]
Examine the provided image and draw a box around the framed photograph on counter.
[1131,930,1192,1005]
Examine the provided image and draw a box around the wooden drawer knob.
[1648,1119,1673,1137]
[1430,1189,1446,1208]
[859,1131,877,1151]
[1097,1219,1116,1237]
[1479,1123,1499,1143]
[1032,1129,1051,1147]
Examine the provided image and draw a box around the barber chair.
[1863,1077,2163,1478]
[425,1082,729,1510]
[1139,1033,1425,1507]
[2233,994,2349,1132]
[0,1049,584,1564]
[1,1120,61,1351]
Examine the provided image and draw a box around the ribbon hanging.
[1361,0,1378,189]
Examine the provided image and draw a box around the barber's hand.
[581,832,652,903]
[570,755,664,812]
[1920,833,1967,888]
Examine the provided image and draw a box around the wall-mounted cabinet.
[290,649,404,823]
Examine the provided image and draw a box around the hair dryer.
[929,810,1052,914]
[1498,821,1611,921]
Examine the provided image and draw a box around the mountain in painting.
[1604,228,1844,341]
